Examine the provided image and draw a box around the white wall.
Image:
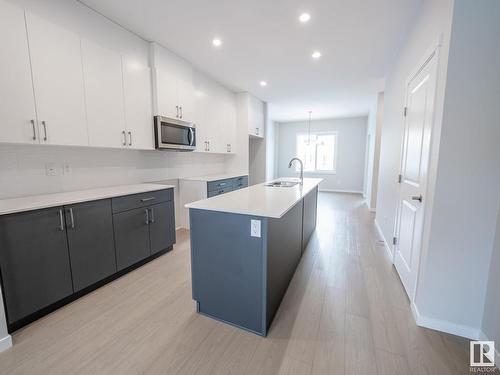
[265,120,279,181]
[277,117,367,192]
[415,0,500,335]
[375,0,453,250]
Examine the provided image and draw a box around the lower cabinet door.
[65,199,117,291]
[0,207,73,324]
[113,207,151,271]
[149,201,176,254]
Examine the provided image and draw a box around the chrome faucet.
[288,157,304,185]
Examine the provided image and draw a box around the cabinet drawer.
[207,179,233,192]
[112,188,173,213]
[233,176,248,190]
[207,187,233,198]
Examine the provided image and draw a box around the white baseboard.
[0,335,12,353]
[411,302,481,340]
[319,188,364,194]
[374,218,393,262]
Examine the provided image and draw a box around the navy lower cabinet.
[0,207,74,326]
[113,207,152,271]
[65,199,117,292]
[0,187,175,332]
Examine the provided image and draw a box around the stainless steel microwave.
[154,116,196,151]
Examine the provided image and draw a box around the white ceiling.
[80,0,421,122]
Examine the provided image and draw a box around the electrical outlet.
[45,162,57,176]
[250,219,261,238]
[63,163,72,174]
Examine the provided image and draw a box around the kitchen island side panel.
[265,201,304,329]
[302,186,319,252]
[189,208,267,335]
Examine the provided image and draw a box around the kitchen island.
[186,178,321,336]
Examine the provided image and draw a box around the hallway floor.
[0,193,483,374]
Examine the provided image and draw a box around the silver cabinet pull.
[128,131,132,146]
[69,208,75,229]
[140,197,155,202]
[149,208,155,223]
[256,127,259,135]
[207,141,210,151]
[42,121,47,141]
[227,143,231,152]
[176,105,179,118]
[411,195,423,202]
[179,106,183,119]
[58,209,65,231]
[122,130,126,146]
[145,209,149,225]
[30,119,36,140]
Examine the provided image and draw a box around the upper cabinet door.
[26,12,88,146]
[248,95,264,138]
[177,77,195,123]
[81,38,126,148]
[0,1,38,144]
[154,67,178,119]
[122,57,154,150]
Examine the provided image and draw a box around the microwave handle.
[188,128,194,146]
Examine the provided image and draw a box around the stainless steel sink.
[264,181,299,187]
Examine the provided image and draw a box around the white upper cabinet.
[26,12,88,146]
[81,38,126,148]
[150,43,195,123]
[247,94,265,138]
[0,0,38,144]
[122,57,154,150]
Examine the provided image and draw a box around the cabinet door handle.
[42,121,47,141]
[256,127,259,135]
[122,130,126,146]
[58,209,65,231]
[207,141,210,151]
[179,106,183,119]
[30,119,36,140]
[145,209,149,225]
[141,197,155,202]
[69,208,75,229]
[176,105,179,118]
[149,208,155,223]
[128,131,132,146]
[411,195,423,202]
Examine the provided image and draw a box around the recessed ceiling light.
[299,13,311,23]
[312,51,322,59]
[260,81,267,87]
[212,38,222,47]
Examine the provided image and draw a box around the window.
[296,132,337,173]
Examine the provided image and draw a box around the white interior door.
[81,38,126,148]
[0,0,38,144]
[394,50,438,300]
[26,12,88,146]
[122,57,154,150]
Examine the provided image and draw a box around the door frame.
[392,36,443,303]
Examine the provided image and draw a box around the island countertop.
[185,178,322,218]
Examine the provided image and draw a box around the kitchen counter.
[185,178,322,218]
[188,178,321,336]
[181,173,248,182]
[0,183,175,215]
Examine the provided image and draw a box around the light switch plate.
[45,162,57,176]
[250,219,261,238]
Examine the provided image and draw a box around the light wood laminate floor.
[0,193,486,374]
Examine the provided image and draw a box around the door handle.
[145,209,149,225]
[149,208,155,223]
[179,106,183,119]
[58,209,65,231]
[128,131,132,146]
[69,208,75,229]
[176,106,179,118]
[141,197,155,202]
[122,130,126,146]
[42,121,47,141]
[30,119,36,140]
[411,195,423,202]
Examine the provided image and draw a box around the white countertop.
[181,173,248,182]
[0,183,175,216]
[185,178,322,218]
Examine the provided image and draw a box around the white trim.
[369,208,376,213]
[411,302,481,340]
[374,218,393,262]
[0,335,12,353]
[318,188,363,194]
